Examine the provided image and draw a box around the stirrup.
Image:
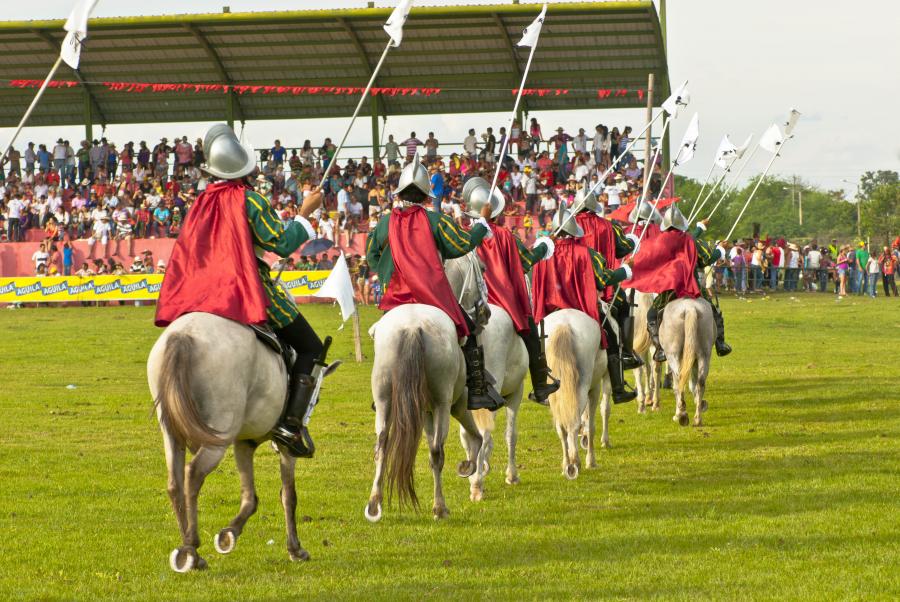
[653,346,667,363]
[612,383,637,404]
[621,351,645,370]
[468,382,506,411]
[271,423,315,458]
[715,341,733,357]
[528,374,559,406]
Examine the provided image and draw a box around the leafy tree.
[859,170,898,200]
[860,183,900,245]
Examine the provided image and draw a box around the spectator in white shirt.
[31,242,50,272]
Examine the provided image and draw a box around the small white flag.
[61,0,99,70]
[383,0,414,47]
[314,254,357,322]
[673,113,699,166]
[661,80,690,117]
[518,4,547,48]
[735,134,754,159]
[784,108,801,136]
[759,123,785,154]
[715,135,738,169]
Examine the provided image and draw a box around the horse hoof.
[677,413,689,427]
[433,506,450,520]
[364,501,382,523]
[456,460,476,478]
[601,440,611,449]
[470,488,483,502]
[289,548,310,562]
[579,435,589,450]
[693,419,703,427]
[169,547,198,573]
[565,463,579,480]
[214,528,236,555]
[700,399,708,412]
[505,474,520,485]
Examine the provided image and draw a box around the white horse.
[631,290,663,413]
[366,302,483,521]
[444,254,528,502]
[544,309,611,479]
[148,313,338,572]
[658,298,715,427]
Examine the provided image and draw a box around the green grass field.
[1,294,898,601]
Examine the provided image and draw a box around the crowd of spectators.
[0,117,659,258]
[707,238,900,298]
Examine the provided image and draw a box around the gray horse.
[148,312,338,572]
[445,253,528,501]
[631,290,663,413]
[658,298,715,426]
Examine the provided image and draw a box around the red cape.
[155,180,269,327]
[576,211,618,302]
[477,224,532,334]
[628,228,700,298]
[531,238,604,346]
[379,205,469,337]
[607,197,679,223]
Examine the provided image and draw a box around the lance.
[486,4,547,203]
[684,159,716,223]
[1,0,98,168]
[703,144,760,222]
[688,134,753,222]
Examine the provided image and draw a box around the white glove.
[696,221,707,232]
[294,215,316,240]
[620,263,633,280]
[534,236,555,259]
[625,232,640,255]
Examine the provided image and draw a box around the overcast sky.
[2,0,898,195]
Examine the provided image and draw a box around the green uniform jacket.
[515,236,550,273]
[365,208,488,289]
[245,189,311,328]
[589,247,630,290]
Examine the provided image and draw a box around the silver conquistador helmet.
[462,176,505,219]
[570,187,600,214]
[396,152,435,199]
[551,200,584,238]
[202,124,257,180]
[661,203,690,232]
[628,200,663,225]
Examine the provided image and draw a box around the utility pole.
[842,179,861,237]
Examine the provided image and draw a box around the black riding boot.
[463,336,506,411]
[606,352,637,404]
[616,311,644,370]
[647,307,667,363]
[271,362,316,458]
[712,305,733,357]
[521,321,559,406]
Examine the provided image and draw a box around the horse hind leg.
[171,444,226,572]
[693,361,709,427]
[462,411,492,502]
[504,384,524,485]
[365,396,388,523]
[428,405,451,519]
[599,378,612,450]
[162,427,190,570]
[450,399,482,481]
[214,440,258,556]
[279,451,309,561]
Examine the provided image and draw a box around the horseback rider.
[366,153,506,411]
[644,203,732,362]
[156,124,325,458]
[571,187,643,371]
[531,202,638,404]
[463,177,560,406]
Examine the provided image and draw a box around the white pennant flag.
[661,80,690,117]
[735,133,754,159]
[784,108,801,136]
[759,123,785,154]
[715,135,738,169]
[518,4,547,48]
[674,113,700,166]
[61,0,99,69]
[314,254,357,322]
[383,0,414,47]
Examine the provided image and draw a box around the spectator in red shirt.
[400,132,423,161]
[879,246,898,297]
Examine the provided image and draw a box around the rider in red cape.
[155,123,326,458]
[530,201,637,404]
[366,153,505,411]
[572,187,643,369]
[463,177,559,405]
[639,203,733,363]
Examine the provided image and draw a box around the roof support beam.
[183,23,245,126]
[337,17,388,115]
[492,12,528,118]
[32,30,107,128]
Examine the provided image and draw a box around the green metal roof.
[0,1,669,127]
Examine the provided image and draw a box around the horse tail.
[154,332,224,449]
[632,292,651,354]
[547,323,579,429]
[385,327,429,510]
[679,306,698,395]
